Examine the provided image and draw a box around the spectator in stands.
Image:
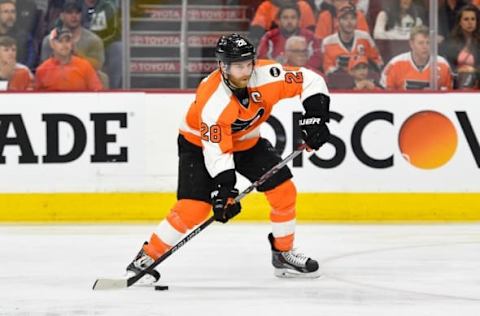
[257,3,321,70]
[35,25,103,90]
[0,0,33,69]
[381,25,452,90]
[315,0,369,41]
[41,0,107,86]
[283,35,319,71]
[11,0,45,69]
[82,0,122,88]
[0,35,34,90]
[249,0,316,45]
[321,4,383,75]
[347,54,382,90]
[373,0,425,40]
[440,4,480,89]
[439,0,470,41]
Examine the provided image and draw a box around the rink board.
[0,192,479,222]
[1,91,480,222]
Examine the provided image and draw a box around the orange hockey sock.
[265,180,297,252]
[144,199,211,259]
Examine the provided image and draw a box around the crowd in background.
[0,0,120,91]
[251,0,480,90]
[0,0,479,91]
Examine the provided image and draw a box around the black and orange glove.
[211,170,241,223]
[211,187,241,223]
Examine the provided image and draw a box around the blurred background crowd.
[0,0,479,91]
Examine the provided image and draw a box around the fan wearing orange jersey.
[125,34,331,280]
[0,36,33,91]
[381,25,453,90]
[321,4,383,75]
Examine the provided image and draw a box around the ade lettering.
[0,113,128,164]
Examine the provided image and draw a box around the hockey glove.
[211,186,241,223]
[299,114,331,150]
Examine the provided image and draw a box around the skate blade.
[274,268,322,279]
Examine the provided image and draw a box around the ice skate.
[126,242,161,285]
[268,233,320,278]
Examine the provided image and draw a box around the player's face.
[410,34,430,60]
[0,45,16,64]
[338,14,357,34]
[0,3,16,29]
[459,11,477,34]
[225,59,254,88]
[279,9,299,33]
[285,42,308,67]
[52,36,74,58]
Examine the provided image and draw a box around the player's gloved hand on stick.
[299,113,330,151]
[211,186,241,223]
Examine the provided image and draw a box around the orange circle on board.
[399,111,458,169]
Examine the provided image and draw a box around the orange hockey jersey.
[380,52,452,90]
[179,59,329,178]
[321,30,383,74]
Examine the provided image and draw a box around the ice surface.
[0,223,479,315]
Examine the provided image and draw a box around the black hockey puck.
[154,285,169,291]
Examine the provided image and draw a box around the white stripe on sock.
[271,219,296,238]
[154,220,184,246]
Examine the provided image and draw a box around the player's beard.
[229,75,250,88]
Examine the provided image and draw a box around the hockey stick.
[92,143,307,290]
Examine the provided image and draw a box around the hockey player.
[127,33,331,280]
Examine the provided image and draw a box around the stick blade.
[92,278,128,290]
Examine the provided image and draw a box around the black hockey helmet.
[215,33,256,64]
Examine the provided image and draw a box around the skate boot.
[126,241,161,284]
[268,233,320,278]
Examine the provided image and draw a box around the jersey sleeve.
[380,61,397,89]
[365,37,384,68]
[274,64,329,104]
[198,84,238,178]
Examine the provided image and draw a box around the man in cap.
[322,4,383,75]
[40,0,105,77]
[35,25,103,91]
